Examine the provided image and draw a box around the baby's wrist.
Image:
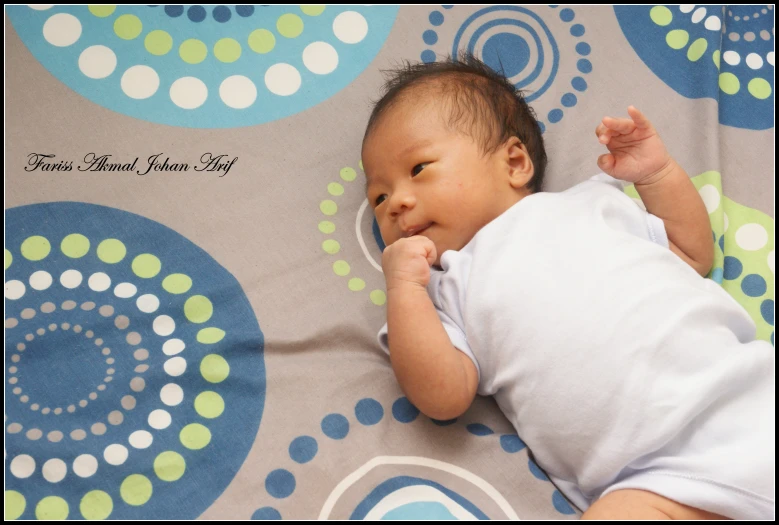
[635,157,676,187]
[386,278,428,295]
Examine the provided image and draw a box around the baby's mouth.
[404,222,433,237]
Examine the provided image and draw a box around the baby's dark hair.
[363,52,547,193]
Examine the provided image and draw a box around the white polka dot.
[29,5,53,10]
[5,280,26,300]
[114,282,137,298]
[704,15,721,31]
[29,270,53,291]
[121,65,160,100]
[333,11,368,44]
[88,272,111,292]
[679,5,695,14]
[164,356,187,377]
[264,63,302,96]
[768,52,774,66]
[60,269,83,289]
[10,454,36,478]
[735,223,769,251]
[723,50,741,66]
[691,7,707,23]
[73,454,98,478]
[104,444,129,466]
[160,383,184,406]
[698,184,720,214]
[724,212,729,232]
[170,76,208,109]
[42,458,67,483]
[303,42,338,74]
[746,53,764,70]
[219,75,257,109]
[768,251,774,275]
[148,409,172,430]
[153,315,175,336]
[163,338,185,355]
[137,294,160,313]
[43,13,82,47]
[129,430,153,449]
[78,45,117,79]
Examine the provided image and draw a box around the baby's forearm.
[386,283,473,420]
[635,159,714,276]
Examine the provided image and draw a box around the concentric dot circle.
[333,11,368,43]
[29,270,53,290]
[265,63,302,96]
[43,13,82,47]
[220,75,257,108]
[121,65,160,100]
[303,42,339,74]
[42,458,67,483]
[104,443,129,466]
[78,45,117,79]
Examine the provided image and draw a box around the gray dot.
[9,377,19,384]
[729,32,740,41]
[42,408,51,415]
[73,325,82,333]
[62,300,77,310]
[31,403,39,411]
[763,9,768,14]
[70,429,87,441]
[735,15,740,21]
[21,308,36,319]
[102,348,111,356]
[67,405,76,413]
[107,368,115,375]
[54,408,63,415]
[48,323,57,331]
[13,387,22,395]
[99,305,115,317]
[94,338,103,346]
[61,322,70,330]
[16,343,25,351]
[81,301,96,311]
[97,385,106,391]
[47,430,63,442]
[20,395,29,403]
[36,328,46,336]
[11,355,20,363]
[91,423,107,435]
[745,32,756,41]
[9,366,18,373]
[5,318,18,328]
[85,330,94,338]
[79,400,88,408]
[135,364,149,373]
[25,334,34,341]
[108,410,124,425]
[121,395,137,410]
[40,302,56,313]
[106,358,115,365]
[89,392,98,400]
[7,423,22,434]
[728,9,732,16]
[134,348,149,361]
[26,428,43,440]
[761,30,771,40]
[104,377,113,383]
[126,332,142,345]
[130,377,146,392]
[114,315,130,329]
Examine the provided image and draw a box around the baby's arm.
[383,237,479,420]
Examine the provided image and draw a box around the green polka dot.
[132,254,162,278]
[719,72,740,95]
[21,236,50,261]
[60,233,90,258]
[144,30,173,56]
[197,327,225,344]
[35,496,69,520]
[162,274,193,294]
[370,289,387,306]
[322,239,340,254]
[277,14,304,38]
[318,221,335,234]
[686,38,707,62]
[333,260,350,276]
[154,451,186,482]
[348,278,366,291]
[5,491,25,520]
[328,182,344,196]
[114,14,142,40]
[97,239,126,263]
[214,38,242,63]
[195,391,225,419]
[201,354,230,383]
[320,200,338,216]
[179,39,208,64]
[359,160,364,171]
[120,475,152,506]
[340,167,357,181]
[665,29,689,50]
[80,491,113,520]
[301,5,325,16]
[649,5,672,26]
[88,5,116,17]
[184,295,213,323]
[748,78,772,100]
[248,29,275,53]
[180,423,212,450]
[5,249,12,270]
[712,49,720,69]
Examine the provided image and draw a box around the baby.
[362,54,774,520]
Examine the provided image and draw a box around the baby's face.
[362,100,524,265]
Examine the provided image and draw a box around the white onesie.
[378,174,775,519]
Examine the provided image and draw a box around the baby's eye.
[375,194,387,206]
[412,163,428,176]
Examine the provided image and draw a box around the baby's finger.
[595,124,614,144]
[597,153,615,172]
[602,116,636,134]
[627,106,651,129]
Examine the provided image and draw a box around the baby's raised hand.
[595,106,672,185]
[382,236,437,292]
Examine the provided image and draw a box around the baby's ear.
[505,137,534,190]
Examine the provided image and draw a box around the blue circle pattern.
[553,490,576,514]
[266,469,296,499]
[466,423,494,436]
[392,396,420,423]
[500,434,526,453]
[723,256,743,280]
[761,299,774,326]
[423,29,438,45]
[289,435,318,464]
[322,413,350,439]
[4,203,265,520]
[212,5,231,23]
[528,458,549,481]
[252,507,282,520]
[6,5,399,128]
[561,93,577,107]
[570,24,585,37]
[355,397,384,426]
[741,274,767,297]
